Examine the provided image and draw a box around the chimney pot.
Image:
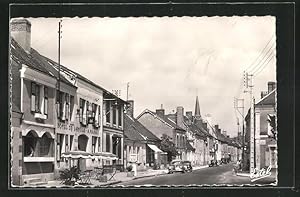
[156,109,165,117]
[11,18,31,53]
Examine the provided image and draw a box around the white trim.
[23,120,55,128]
[22,64,57,88]
[260,135,269,138]
[24,157,54,162]
[255,89,276,105]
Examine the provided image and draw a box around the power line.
[251,47,275,75]
[253,54,276,77]
[245,34,275,72]
[248,43,275,74]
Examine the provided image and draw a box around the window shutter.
[94,104,98,127]
[61,93,66,121]
[35,85,40,112]
[31,83,36,112]
[44,87,48,115]
[65,94,69,121]
[98,105,101,127]
[82,100,87,125]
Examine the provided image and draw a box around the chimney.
[176,106,184,128]
[126,100,134,118]
[267,82,276,93]
[11,18,31,53]
[214,125,219,132]
[156,109,165,117]
[261,91,268,99]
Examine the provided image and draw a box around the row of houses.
[10,19,242,186]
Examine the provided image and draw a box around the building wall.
[124,140,147,170]
[23,79,55,125]
[138,112,174,140]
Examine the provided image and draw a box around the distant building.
[123,100,163,170]
[137,107,188,161]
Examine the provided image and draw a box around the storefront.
[21,122,55,184]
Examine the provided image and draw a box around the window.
[65,93,69,121]
[106,133,110,152]
[65,134,69,152]
[92,136,97,153]
[59,92,64,119]
[31,82,40,112]
[176,135,179,147]
[118,105,122,127]
[70,135,74,151]
[70,95,74,121]
[31,83,36,112]
[44,86,48,115]
[79,98,84,124]
[92,103,97,126]
[39,134,52,156]
[85,101,89,125]
[56,134,63,161]
[98,105,101,127]
[112,105,116,125]
[97,137,101,152]
[24,132,37,157]
[106,101,110,123]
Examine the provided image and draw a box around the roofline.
[137,109,176,129]
[255,88,276,105]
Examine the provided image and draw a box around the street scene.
[10,16,277,187]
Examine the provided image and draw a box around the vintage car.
[182,161,193,172]
[167,160,185,173]
[168,160,193,173]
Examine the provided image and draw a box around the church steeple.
[194,96,201,120]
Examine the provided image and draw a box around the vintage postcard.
[10,14,278,187]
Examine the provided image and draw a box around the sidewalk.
[27,165,209,187]
[28,168,169,187]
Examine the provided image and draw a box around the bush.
[59,166,80,185]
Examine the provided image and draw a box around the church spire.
[194,96,201,120]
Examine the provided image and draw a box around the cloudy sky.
[25,16,276,137]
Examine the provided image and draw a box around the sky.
[23,16,276,137]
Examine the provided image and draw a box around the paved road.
[117,163,258,186]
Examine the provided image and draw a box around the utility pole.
[244,71,255,172]
[234,97,245,166]
[126,82,129,101]
[58,20,62,92]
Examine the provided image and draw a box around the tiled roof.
[255,89,276,106]
[10,38,74,87]
[143,110,186,131]
[124,114,160,142]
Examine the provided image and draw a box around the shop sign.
[57,122,99,135]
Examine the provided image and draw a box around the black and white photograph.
[9,14,279,187]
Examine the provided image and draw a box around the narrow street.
[118,164,252,185]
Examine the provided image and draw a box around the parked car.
[182,161,193,172]
[168,160,185,173]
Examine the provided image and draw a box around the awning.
[147,144,163,153]
[61,151,118,160]
[61,151,94,159]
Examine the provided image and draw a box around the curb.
[236,173,251,177]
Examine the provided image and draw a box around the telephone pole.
[234,97,245,165]
[126,82,129,101]
[244,71,255,172]
[58,19,62,93]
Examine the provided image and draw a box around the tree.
[160,134,178,162]
[267,114,277,140]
